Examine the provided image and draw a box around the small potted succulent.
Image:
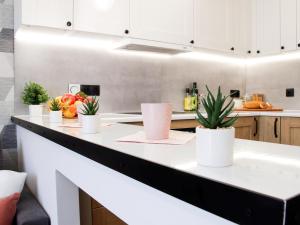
[22,82,49,117]
[81,97,100,134]
[49,98,63,123]
[196,86,238,167]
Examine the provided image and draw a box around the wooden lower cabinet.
[126,117,259,140]
[259,116,281,144]
[233,117,259,141]
[80,190,126,225]
[281,117,300,146]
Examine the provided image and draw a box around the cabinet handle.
[274,118,278,138]
[281,46,285,50]
[230,47,235,51]
[190,40,194,44]
[124,29,129,34]
[257,50,260,54]
[247,50,251,54]
[298,43,300,48]
[66,21,72,27]
[254,118,258,137]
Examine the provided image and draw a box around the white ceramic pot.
[49,111,62,123]
[29,105,43,117]
[76,102,84,123]
[196,127,235,167]
[81,115,100,134]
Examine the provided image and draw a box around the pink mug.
[141,103,172,140]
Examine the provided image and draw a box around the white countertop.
[15,115,300,201]
[99,110,300,123]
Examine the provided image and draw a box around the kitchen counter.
[12,115,300,225]
[100,110,300,123]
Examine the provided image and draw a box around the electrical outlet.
[230,90,240,98]
[286,88,295,97]
[69,84,81,94]
[80,85,100,96]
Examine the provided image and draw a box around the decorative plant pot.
[49,111,62,123]
[29,105,43,117]
[76,102,84,123]
[141,103,172,140]
[196,127,235,167]
[81,115,100,134]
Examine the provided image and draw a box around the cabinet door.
[297,0,300,48]
[281,0,297,52]
[239,0,254,56]
[194,0,239,53]
[74,0,129,36]
[234,117,258,141]
[130,0,194,45]
[256,0,281,55]
[281,117,300,146]
[22,0,73,29]
[259,117,281,143]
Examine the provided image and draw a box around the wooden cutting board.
[234,108,283,112]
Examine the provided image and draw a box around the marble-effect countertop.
[13,115,300,201]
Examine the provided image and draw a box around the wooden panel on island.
[80,190,127,225]
[281,117,300,146]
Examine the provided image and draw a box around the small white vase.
[196,127,235,167]
[49,111,62,123]
[81,115,100,134]
[29,105,43,117]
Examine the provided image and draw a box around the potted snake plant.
[196,86,238,167]
[81,97,100,134]
[49,98,62,123]
[22,82,49,117]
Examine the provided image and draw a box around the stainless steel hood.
[115,38,192,54]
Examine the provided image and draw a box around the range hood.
[115,38,192,54]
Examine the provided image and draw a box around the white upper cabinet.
[239,0,256,56]
[194,0,240,53]
[129,0,194,46]
[281,0,297,52]
[256,0,281,55]
[20,0,73,29]
[74,0,129,36]
[297,0,300,49]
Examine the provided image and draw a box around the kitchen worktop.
[12,115,300,225]
[100,110,300,123]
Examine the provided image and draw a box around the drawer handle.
[254,118,258,137]
[274,118,278,138]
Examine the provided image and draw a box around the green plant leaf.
[196,85,238,129]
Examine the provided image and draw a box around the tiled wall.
[0,0,14,133]
[246,59,300,109]
[14,28,246,114]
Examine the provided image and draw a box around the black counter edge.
[12,116,287,225]
[285,194,300,225]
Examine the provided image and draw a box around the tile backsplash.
[0,0,14,133]
[246,58,300,109]
[14,27,246,114]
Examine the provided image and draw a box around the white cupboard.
[129,0,194,46]
[256,0,281,55]
[194,0,240,53]
[281,0,297,52]
[19,0,73,30]
[74,0,129,37]
[297,0,300,49]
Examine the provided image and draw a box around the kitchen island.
[12,115,300,225]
